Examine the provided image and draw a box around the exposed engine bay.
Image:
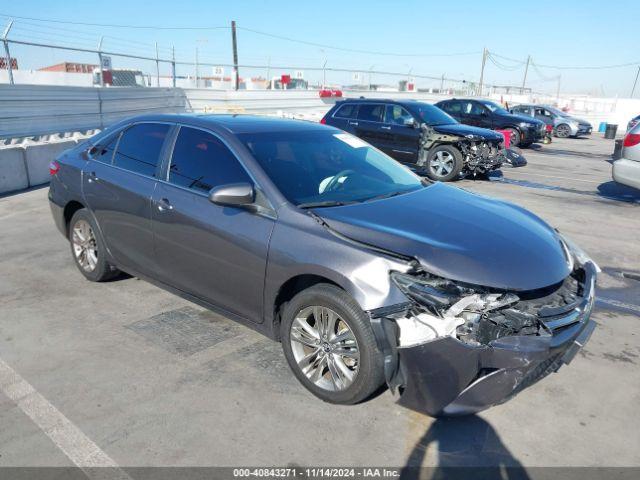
[417,124,506,177]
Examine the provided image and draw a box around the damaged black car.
[50,114,596,417]
[321,98,506,181]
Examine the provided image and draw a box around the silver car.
[613,121,640,190]
[510,104,592,138]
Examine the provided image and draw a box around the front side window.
[168,127,251,193]
[334,103,358,119]
[240,130,424,207]
[357,104,384,122]
[384,105,414,125]
[462,101,486,116]
[113,123,170,177]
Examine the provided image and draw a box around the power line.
[237,26,482,58]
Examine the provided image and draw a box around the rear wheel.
[281,284,385,404]
[556,123,571,138]
[69,209,119,282]
[424,145,463,182]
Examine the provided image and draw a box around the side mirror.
[404,117,416,128]
[209,183,255,207]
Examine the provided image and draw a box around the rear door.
[327,103,359,133]
[151,126,275,323]
[353,103,385,148]
[381,104,420,163]
[82,122,171,275]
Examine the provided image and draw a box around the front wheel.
[280,284,385,404]
[504,127,521,147]
[424,145,463,182]
[556,123,571,138]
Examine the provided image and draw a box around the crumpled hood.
[432,123,503,141]
[316,183,571,291]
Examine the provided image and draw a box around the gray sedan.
[613,121,640,190]
[48,114,597,416]
[510,104,593,138]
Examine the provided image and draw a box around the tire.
[68,209,119,282]
[280,284,385,404]
[556,123,571,138]
[424,145,463,182]
[504,127,521,147]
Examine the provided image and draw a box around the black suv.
[322,99,505,181]
[435,98,545,147]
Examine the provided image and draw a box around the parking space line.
[0,357,131,479]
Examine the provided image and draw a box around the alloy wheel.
[72,219,98,272]
[290,306,360,392]
[429,151,455,177]
[557,124,571,138]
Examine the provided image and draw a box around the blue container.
[598,122,607,133]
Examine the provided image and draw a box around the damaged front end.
[418,124,505,178]
[369,254,597,417]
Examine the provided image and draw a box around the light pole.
[368,65,375,91]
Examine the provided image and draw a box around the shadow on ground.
[400,416,530,480]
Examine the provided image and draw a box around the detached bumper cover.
[395,262,597,416]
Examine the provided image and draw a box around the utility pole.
[322,59,327,89]
[195,47,199,88]
[478,48,488,97]
[2,20,14,85]
[155,42,160,87]
[171,46,176,88]
[97,36,104,87]
[521,55,531,92]
[440,73,444,93]
[631,66,640,98]
[556,74,562,101]
[266,56,271,85]
[231,20,239,91]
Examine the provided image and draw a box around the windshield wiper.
[297,200,358,209]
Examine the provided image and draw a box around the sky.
[2,0,639,96]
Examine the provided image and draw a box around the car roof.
[112,113,335,134]
[337,98,427,107]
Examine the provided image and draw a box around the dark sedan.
[49,114,597,416]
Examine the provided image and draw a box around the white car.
[613,122,640,190]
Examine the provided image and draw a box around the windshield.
[239,130,425,207]
[412,103,457,126]
[544,105,569,117]
[479,100,509,115]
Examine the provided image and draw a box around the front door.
[151,126,275,323]
[381,104,420,163]
[82,122,171,275]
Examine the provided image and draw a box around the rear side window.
[357,104,384,122]
[113,123,170,177]
[442,101,461,114]
[90,134,119,164]
[168,127,251,194]
[333,103,358,119]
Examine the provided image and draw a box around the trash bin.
[604,124,618,139]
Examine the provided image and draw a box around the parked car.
[321,99,505,181]
[435,98,546,147]
[612,121,640,190]
[49,114,597,417]
[627,114,640,132]
[510,104,593,138]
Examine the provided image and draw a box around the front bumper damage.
[369,261,597,417]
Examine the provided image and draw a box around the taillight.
[320,117,327,125]
[49,160,60,176]
[623,133,640,148]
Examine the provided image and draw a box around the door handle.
[349,121,359,126]
[157,198,173,212]
[380,126,391,130]
[87,171,98,183]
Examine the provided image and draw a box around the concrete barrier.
[23,140,77,187]
[0,146,28,195]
